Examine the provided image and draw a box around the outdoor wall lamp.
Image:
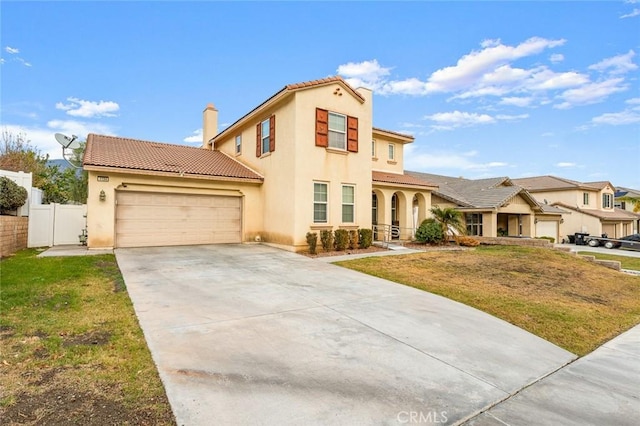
[534,218,538,224]
[99,190,106,202]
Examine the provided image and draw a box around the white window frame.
[313,182,328,223]
[261,119,270,155]
[328,112,347,150]
[342,185,355,223]
[235,135,242,154]
[603,193,613,209]
[388,143,395,161]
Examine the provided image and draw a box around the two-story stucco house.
[615,186,640,233]
[512,176,638,239]
[83,77,437,251]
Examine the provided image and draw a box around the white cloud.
[626,97,640,105]
[404,145,510,173]
[5,46,19,54]
[183,128,203,144]
[554,78,627,109]
[423,110,528,130]
[337,59,391,92]
[591,110,640,125]
[0,58,4,65]
[556,162,577,168]
[3,121,116,159]
[55,97,120,118]
[588,50,637,75]
[620,8,640,18]
[549,53,564,63]
[500,96,533,107]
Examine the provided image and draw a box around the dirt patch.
[95,260,126,293]
[63,330,111,347]
[1,385,173,426]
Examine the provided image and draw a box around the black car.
[604,233,640,250]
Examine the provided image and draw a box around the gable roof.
[372,127,414,143]
[407,171,541,210]
[211,76,365,146]
[511,175,612,192]
[372,171,437,189]
[615,186,640,198]
[83,134,263,182]
[552,202,640,221]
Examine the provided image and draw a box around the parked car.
[602,233,640,250]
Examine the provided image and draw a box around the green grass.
[336,245,640,356]
[577,251,640,270]
[0,249,174,424]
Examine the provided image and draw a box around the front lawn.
[0,249,175,425]
[336,246,640,356]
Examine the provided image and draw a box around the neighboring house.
[405,172,564,241]
[615,186,640,233]
[83,76,437,250]
[512,176,638,238]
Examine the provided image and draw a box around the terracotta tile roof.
[552,202,639,220]
[285,76,365,102]
[372,171,438,188]
[83,134,263,181]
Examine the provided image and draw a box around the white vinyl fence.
[28,203,87,247]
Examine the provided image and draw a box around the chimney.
[203,103,218,149]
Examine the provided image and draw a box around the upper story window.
[235,135,242,155]
[313,182,328,223]
[602,193,613,209]
[583,192,589,206]
[256,115,275,157]
[388,143,395,161]
[315,108,358,152]
[372,140,376,158]
[328,112,346,150]
[615,201,626,209]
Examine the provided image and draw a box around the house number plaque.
[97,176,109,182]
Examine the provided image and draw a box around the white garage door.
[116,191,241,248]
[535,220,558,241]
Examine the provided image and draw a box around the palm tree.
[430,205,466,243]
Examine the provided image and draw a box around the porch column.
[522,215,534,237]
[508,215,520,236]
[401,193,414,240]
[483,212,497,237]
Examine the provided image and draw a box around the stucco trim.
[84,165,264,184]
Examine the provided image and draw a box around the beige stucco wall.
[85,170,262,248]
[371,133,405,174]
[529,189,600,210]
[559,209,601,236]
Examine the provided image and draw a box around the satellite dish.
[54,133,82,169]
[55,133,81,149]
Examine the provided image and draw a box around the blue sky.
[2,1,639,188]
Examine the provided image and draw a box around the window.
[315,108,358,152]
[466,213,483,236]
[388,143,395,161]
[342,185,355,223]
[235,135,242,154]
[261,119,270,155]
[313,183,328,223]
[256,115,275,157]
[583,192,589,206]
[603,193,613,209]
[328,112,346,150]
[372,140,376,157]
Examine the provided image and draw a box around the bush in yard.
[0,176,28,215]
[457,236,480,247]
[348,229,359,250]
[306,232,318,255]
[334,229,349,251]
[320,229,334,252]
[537,236,555,244]
[358,228,373,249]
[415,218,444,244]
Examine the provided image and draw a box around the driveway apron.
[115,244,575,425]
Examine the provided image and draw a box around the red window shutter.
[347,115,358,153]
[316,108,328,147]
[269,115,276,152]
[256,123,261,157]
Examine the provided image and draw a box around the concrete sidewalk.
[465,324,640,425]
[37,245,113,257]
[115,244,576,425]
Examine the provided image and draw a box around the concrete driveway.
[115,244,575,425]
